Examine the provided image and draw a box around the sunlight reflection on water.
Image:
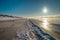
[42,18,49,30]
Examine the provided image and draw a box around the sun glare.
[43,7,47,14]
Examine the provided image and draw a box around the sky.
[0,0,60,16]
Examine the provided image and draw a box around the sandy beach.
[0,18,60,40]
[0,18,28,40]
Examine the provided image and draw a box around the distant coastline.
[0,14,19,18]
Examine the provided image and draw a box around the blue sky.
[0,0,60,16]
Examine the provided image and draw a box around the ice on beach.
[15,20,56,40]
[0,17,19,21]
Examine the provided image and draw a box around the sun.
[43,7,48,14]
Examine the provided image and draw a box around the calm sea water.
[38,18,60,34]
